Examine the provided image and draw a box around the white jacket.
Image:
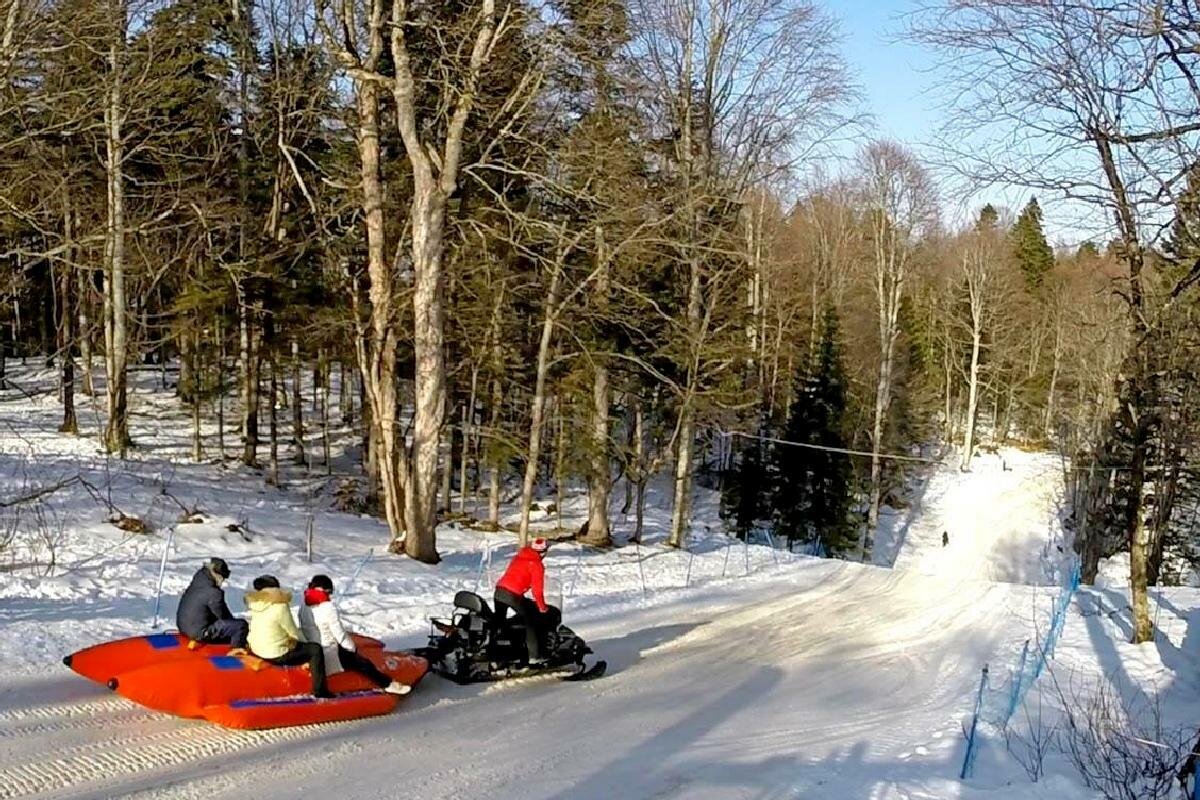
[298,598,351,675]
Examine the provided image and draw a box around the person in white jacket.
[298,574,410,696]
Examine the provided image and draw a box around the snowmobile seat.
[453,591,494,621]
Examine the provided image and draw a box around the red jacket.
[497,547,547,612]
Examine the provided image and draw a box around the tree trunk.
[863,343,895,556]
[669,412,694,549]
[582,363,612,545]
[291,340,305,466]
[238,291,260,467]
[961,327,982,471]
[319,348,331,471]
[191,333,203,462]
[78,265,93,396]
[340,360,353,426]
[1044,321,1062,435]
[554,400,568,530]
[630,400,648,542]
[216,322,226,458]
[486,283,507,529]
[943,339,954,440]
[623,399,644,515]
[459,371,476,516]
[58,191,77,435]
[583,227,612,547]
[518,260,564,544]
[1128,428,1153,642]
[354,74,407,549]
[269,353,280,485]
[668,253,703,549]
[102,15,129,457]
[440,400,454,513]
[487,373,503,529]
[403,180,447,563]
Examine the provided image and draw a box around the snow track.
[0,564,1039,800]
[0,685,339,799]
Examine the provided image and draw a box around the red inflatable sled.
[64,632,428,730]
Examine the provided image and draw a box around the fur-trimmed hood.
[244,587,293,611]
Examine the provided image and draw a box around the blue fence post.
[150,525,177,629]
[1006,639,1031,723]
[635,539,648,598]
[474,538,491,593]
[961,664,990,780]
[345,548,374,596]
[567,543,584,597]
[684,550,696,588]
[763,529,779,565]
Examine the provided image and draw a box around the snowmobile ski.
[563,660,607,682]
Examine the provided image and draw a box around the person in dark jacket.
[495,537,552,664]
[176,557,249,649]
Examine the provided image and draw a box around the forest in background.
[1,0,1198,643]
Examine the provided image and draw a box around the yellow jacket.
[245,587,300,659]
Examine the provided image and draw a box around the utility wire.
[713,428,945,464]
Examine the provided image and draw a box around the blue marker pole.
[150,526,176,629]
[345,548,374,596]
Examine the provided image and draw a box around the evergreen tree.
[976,203,999,231]
[772,306,854,554]
[1165,166,1200,265]
[720,425,773,539]
[1011,197,1054,291]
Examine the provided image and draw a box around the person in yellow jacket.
[245,575,330,698]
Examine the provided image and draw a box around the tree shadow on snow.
[544,666,785,800]
[589,622,707,675]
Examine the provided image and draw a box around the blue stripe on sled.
[229,690,380,709]
[146,633,180,650]
[209,656,245,671]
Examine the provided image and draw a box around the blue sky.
[817,1,1096,245]
[825,1,937,146]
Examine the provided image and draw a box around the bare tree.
[953,213,1015,469]
[912,0,1200,643]
[630,0,857,548]
[855,140,936,557]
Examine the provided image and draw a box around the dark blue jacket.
[176,567,234,639]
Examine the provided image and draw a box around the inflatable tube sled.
[65,634,426,729]
[64,631,385,686]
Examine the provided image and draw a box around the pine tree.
[772,306,854,554]
[976,203,999,231]
[1012,197,1054,291]
[720,426,772,539]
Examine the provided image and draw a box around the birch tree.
[856,141,936,557]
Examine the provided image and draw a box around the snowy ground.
[1,362,1198,799]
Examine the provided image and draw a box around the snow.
[1,362,1198,799]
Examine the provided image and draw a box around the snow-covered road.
[0,366,1114,799]
[1,559,1054,800]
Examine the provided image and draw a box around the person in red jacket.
[495,537,551,665]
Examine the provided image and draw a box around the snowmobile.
[417,590,606,684]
